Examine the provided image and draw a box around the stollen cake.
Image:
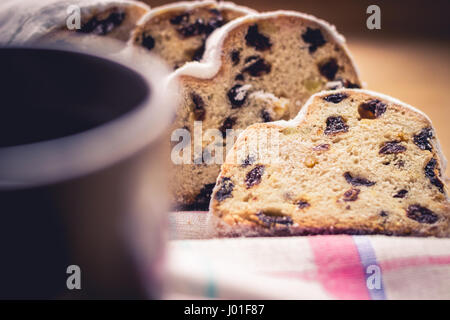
[208,89,450,237]
[169,11,362,208]
[130,1,256,69]
[0,0,150,45]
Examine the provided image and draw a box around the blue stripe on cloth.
[205,266,216,299]
[353,236,386,300]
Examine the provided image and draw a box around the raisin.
[343,188,360,201]
[318,58,339,80]
[406,204,438,224]
[227,84,249,108]
[301,27,326,53]
[297,200,310,209]
[261,110,272,122]
[256,212,293,227]
[323,93,348,104]
[191,92,205,120]
[344,172,376,186]
[393,189,408,198]
[195,183,216,207]
[170,13,189,25]
[324,116,348,135]
[313,144,330,151]
[342,79,361,89]
[358,99,387,119]
[176,15,223,38]
[395,160,405,168]
[235,74,244,81]
[176,24,195,37]
[192,41,206,61]
[209,8,221,15]
[379,141,407,154]
[242,155,255,167]
[204,16,224,35]
[242,57,271,77]
[177,19,203,37]
[424,158,444,193]
[214,177,234,202]
[78,11,125,35]
[245,24,272,51]
[141,34,155,50]
[413,127,433,152]
[245,165,265,188]
[231,50,240,65]
[219,116,236,137]
[380,211,389,217]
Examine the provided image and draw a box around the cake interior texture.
[172,13,361,208]
[209,89,449,237]
[132,2,253,69]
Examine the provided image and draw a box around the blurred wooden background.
[144,0,450,174]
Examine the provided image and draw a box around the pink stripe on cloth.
[309,235,370,300]
[380,255,450,271]
[261,270,316,282]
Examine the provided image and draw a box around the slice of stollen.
[130,1,256,69]
[0,0,150,45]
[209,89,449,237]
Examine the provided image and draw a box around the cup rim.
[0,45,177,190]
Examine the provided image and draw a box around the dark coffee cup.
[0,47,176,299]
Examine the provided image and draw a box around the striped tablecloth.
[165,211,450,300]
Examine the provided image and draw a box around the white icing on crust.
[273,88,448,172]
[0,0,149,44]
[170,10,361,82]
